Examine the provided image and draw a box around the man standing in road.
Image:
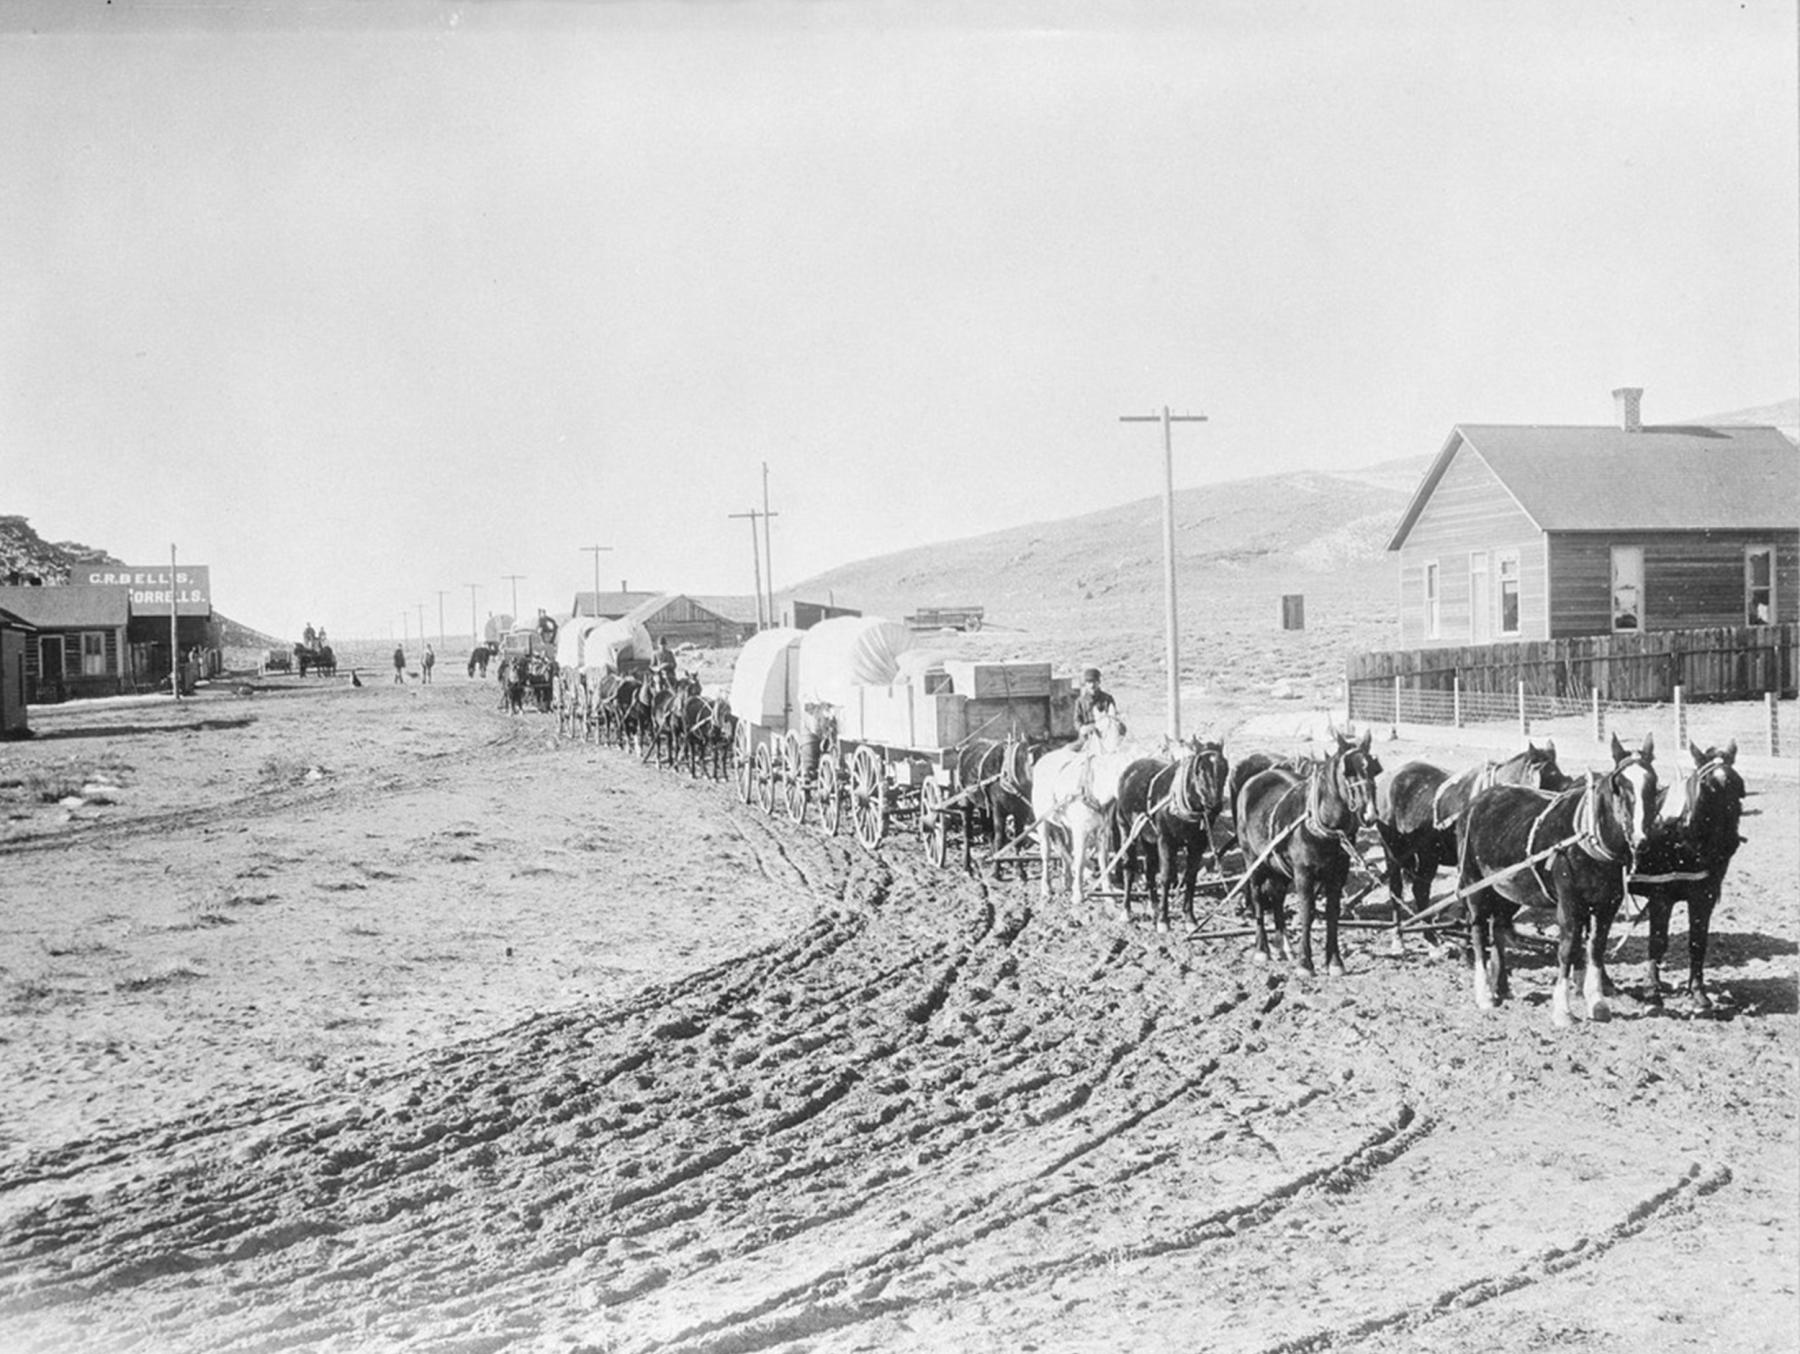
[392,644,406,684]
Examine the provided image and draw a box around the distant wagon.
[905,605,985,633]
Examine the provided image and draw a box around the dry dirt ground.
[0,672,1795,1354]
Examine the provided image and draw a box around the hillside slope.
[780,461,1424,722]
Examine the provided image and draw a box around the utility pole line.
[435,590,449,649]
[728,509,765,630]
[502,574,526,625]
[465,584,482,650]
[415,604,426,661]
[761,462,779,628]
[1119,404,1209,741]
[580,545,613,618]
[169,542,181,701]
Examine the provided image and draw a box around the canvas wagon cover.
[555,617,605,669]
[581,618,653,675]
[728,627,804,727]
[798,616,915,707]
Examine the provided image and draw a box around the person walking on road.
[422,645,436,684]
[392,645,406,684]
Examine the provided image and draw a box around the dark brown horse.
[1375,741,1571,918]
[947,736,1039,877]
[1628,741,1746,1014]
[1112,738,1231,933]
[1458,734,1658,1026]
[1234,730,1382,974]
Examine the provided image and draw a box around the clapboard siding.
[1396,442,1546,645]
[1548,530,1800,637]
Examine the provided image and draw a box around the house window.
[1497,552,1520,635]
[1469,551,1491,642]
[1424,561,1441,639]
[1611,545,1644,632]
[80,632,107,676]
[1746,545,1775,625]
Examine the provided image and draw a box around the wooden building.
[1388,389,1798,647]
[0,585,131,702]
[620,594,755,649]
[571,588,659,620]
[1,606,33,736]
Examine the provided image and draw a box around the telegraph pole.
[1119,404,1209,741]
[415,604,426,662]
[502,574,525,626]
[728,509,765,630]
[435,590,449,649]
[580,545,613,618]
[169,542,181,701]
[465,583,482,650]
[761,462,779,627]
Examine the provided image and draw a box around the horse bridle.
[1168,743,1227,822]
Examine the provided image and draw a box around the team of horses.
[1016,721,1745,1026]
[545,663,738,779]
[510,663,1746,1024]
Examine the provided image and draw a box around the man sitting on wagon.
[652,637,678,690]
[1075,667,1117,739]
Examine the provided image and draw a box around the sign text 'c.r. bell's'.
[85,567,212,615]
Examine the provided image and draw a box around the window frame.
[1610,544,1645,633]
[1746,544,1775,626]
[80,630,108,677]
[1496,550,1521,636]
[1423,560,1441,640]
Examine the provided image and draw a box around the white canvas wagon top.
[728,627,805,728]
[581,617,653,676]
[798,616,915,709]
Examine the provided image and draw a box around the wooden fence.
[1346,623,1797,722]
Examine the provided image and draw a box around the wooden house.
[1387,389,1798,647]
[572,588,660,621]
[1,605,33,736]
[0,585,131,702]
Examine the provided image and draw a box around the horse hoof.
[1328,961,1346,978]
[1588,997,1612,1023]
[1295,961,1316,978]
[1250,950,1270,967]
[1690,988,1714,1014]
[1552,1007,1574,1030]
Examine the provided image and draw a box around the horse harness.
[1258,753,1366,879]
[1626,752,1733,888]
[1520,759,1644,899]
[1432,761,1498,831]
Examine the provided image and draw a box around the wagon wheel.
[818,754,842,837]
[733,726,754,803]
[850,746,886,852]
[783,732,809,825]
[753,743,776,816]
[919,777,948,869]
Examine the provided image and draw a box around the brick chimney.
[1612,386,1643,432]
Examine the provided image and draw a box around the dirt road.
[1,678,1794,1353]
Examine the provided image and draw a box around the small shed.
[1388,389,1799,647]
[1,605,35,736]
[621,594,756,649]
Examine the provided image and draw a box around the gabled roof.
[618,593,740,628]
[0,605,38,632]
[1388,423,1799,549]
[573,589,659,618]
[0,584,129,628]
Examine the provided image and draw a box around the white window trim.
[80,630,108,677]
[1424,560,1441,640]
[1610,544,1645,634]
[1746,543,1776,625]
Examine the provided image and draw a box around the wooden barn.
[571,588,659,621]
[1388,389,1798,647]
[619,594,755,649]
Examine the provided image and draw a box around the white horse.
[1032,711,1133,913]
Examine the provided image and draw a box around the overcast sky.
[3,0,1795,640]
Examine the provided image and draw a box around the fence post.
[1674,683,1687,750]
[1517,679,1529,737]
[1769,691,1781,758]
[1452,675,1462,729]
[1591,686,1604,744]
[1392,674,1402,737]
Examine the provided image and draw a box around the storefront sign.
[84,566,212,617]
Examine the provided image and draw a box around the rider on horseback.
[1075,667,1117,740]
